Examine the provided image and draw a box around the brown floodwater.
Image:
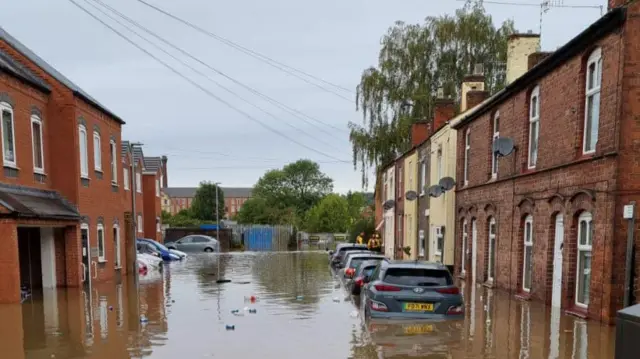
[0,251,616,358]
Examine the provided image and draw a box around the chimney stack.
[433,89,456,130]
[506,32,541,85]
[411,121,431,147]
[527,51,554,70]
[608,0,625,10]
[460,64,485,113]
[161,155,168,187]
[466,90,490,110]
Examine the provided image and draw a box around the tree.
[252,159,334,223]
[347,217,375,243]
[161,210,172,222]
[350,2,515,186]
[344,191,369,225]
[190,181,225,221]
[304,194,350,233]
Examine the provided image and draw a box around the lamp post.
[214,182,230,283]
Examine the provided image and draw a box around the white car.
[138,252,163,271]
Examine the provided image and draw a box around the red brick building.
[142,157,163,242]
[451,1,639,323]
[164,187,252,218]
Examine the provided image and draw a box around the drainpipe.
[624,201,636,308]
[129,142,143,284]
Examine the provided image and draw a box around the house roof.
[0,27,125,124]
[451,7,626,129]
[0,48,50,93]
[164,187,253,198]
[143,157,163,173]
[0,183,80,220]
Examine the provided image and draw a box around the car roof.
[381,260,448,270]
[338,244,367,250]
[348,253,384,260]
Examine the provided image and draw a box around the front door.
[81,226,91,290]
[471,219,478,284]
[552,214,564,308]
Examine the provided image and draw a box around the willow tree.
[350,2,515,186]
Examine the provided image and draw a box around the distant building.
[164,187,252,219]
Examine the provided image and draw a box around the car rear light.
[374,284,401,292]
[345,268,355,277]
[436,287,460,295]
[354,277,364,287]
[369,299,388,312]
[446,305,464,315]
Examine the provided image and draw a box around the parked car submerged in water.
[341,252,386,279]
[362,261,463,320]
[165,235,219,253]
[137,238,182,261]
[347,259,386,295]
[330,244,368,268]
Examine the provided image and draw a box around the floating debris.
[225,325,235,330]
[296,295,304,300]
[248,309,257,314]
[349,311,359,318]
[332,297,340,303]
[140,315,148,323]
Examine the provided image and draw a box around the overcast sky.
[1,0,607,192]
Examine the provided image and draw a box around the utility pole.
[129,142,143,284]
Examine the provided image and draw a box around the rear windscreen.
[362,266,377,277]
[383,268,453,286]
[340,246,366,254]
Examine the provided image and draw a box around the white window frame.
[156,178,160,197]
[79,125,89,178]
[93,131,102,172]
[419,160,426,195]
[576,212,593,308]
[583,48,602,154]
[464,130,470,185]
[31,114,45,173]
[160,175,164,189]
[437,146,443,180]
[408,160,413,189]
[156,217,161,233]
[110,139,117,185]
[528,86,540,169]
[97,224,106,262]
[137,214,143,233]
[491,111,500,178]
[522,215,533,292]
[1,103,17,168]
[461,219,468,275]
[488,217,496,282]
[113,225,121,268]
[123,168,130,191]
[435,226,444,256]
[136,172,142,193]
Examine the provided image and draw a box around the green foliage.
[347,217,375,244]
[190,181,225,221]
[161,210,172,222]
[304,194,350,233]
[350,2,515,186]
[239,160,333,225]
[344,191,369,225]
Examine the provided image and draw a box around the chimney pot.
[161,155,168,187]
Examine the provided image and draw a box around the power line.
[155,147,349,163]
[132,0,354,102]
[68,0,349,163]
[81,0,345,153]
[457,0,602,10]
[89,0,347,137]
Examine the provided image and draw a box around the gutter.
[73,90,126,125]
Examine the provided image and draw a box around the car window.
[193,237,210,243]
[383,268,453,286]
[369,264,382,281]
[179,237,192,244]
[362,266,377,277]
[349,257,375,269]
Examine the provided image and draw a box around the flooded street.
[1,252,615,358]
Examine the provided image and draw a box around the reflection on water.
[0,252,615,358]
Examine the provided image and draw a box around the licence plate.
[403,324,434,334]
[403,302,434,312]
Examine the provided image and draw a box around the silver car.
[166,235,219,253]
[362,260,463,320]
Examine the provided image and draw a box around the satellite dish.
[493,137,515,156]
[405,190,418,201]
[439,177,456,191]
[428,185,444,198]
[382,199,395,210]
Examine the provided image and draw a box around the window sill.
[483,281,495,289]
[34,169,46,175]
[98,259,107,264]
[515,292,531,301]
[114,266,122,270]
[94,169,103,173]
[565,306,588,318]
[3,163,18,170]
[80,175,90,180]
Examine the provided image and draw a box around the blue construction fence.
[227,224,293,251]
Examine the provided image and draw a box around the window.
[488,217,496,282]
[110,140,117,184]
[435,226,444,256]
[437,146,443,180]
[97,224,105,262]
[123,168,130,190]
[408,160,413,189]
[29,115,45,173]
[528,86,540,169]
[79,125,88,177]
[93,131,102,171]
[156,217,161,232]
[231,205,236,213]
[160,175,164,188]
[583,48,602,154]
[1,103,16,167]
[464,130,470,184]
[113,226,121,268]
[155,178,160,197]
[576,212,593,307]
[398,165,403,195]
[137,214,143,233]
[136,172,142,193]
[397,214,403,238]
[491,111,500,177]
[461,220,468,275]
[419,161,426,195]
[522,215,533,292]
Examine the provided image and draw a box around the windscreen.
[383,268,453,287]
[362,266,377,277]
[350,257,382,269]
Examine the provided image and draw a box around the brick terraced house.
[164,186,252,219]
[0,27,167,304]
[451,1,640,323]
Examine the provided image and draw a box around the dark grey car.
[330,244,368,267]
[362,261,463,320]
[166,235,219,253]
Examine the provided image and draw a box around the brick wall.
[454,28,627,323]
[0,220,20,303]
[142,172,161,242]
